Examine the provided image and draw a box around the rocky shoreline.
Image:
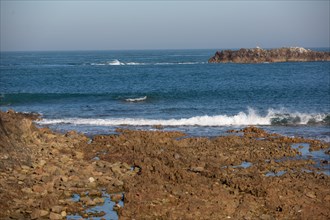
[208,47,330,63]
[1,110,330,219]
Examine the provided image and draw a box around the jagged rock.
[208,47,330,63]
[1,110,330,219]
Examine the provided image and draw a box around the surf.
[125,96,147,102]
[38,108,329,127]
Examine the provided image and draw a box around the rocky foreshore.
[1,110,330,219]
[208,47,330,63]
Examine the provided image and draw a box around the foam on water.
[91,59,125,66]
[107,60,125,65]
[2,50,329,141]
[89,60,205,66]
[125,96,147,102]
[38,108,329,127]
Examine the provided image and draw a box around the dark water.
[0,49,329,141]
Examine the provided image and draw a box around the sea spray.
[38,108,329,127]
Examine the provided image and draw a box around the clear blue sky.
[1,0,329,51]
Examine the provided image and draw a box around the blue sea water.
[0,49,329,141]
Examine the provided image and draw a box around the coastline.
[0,110,329,219]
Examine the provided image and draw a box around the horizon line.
[1,46,330,53]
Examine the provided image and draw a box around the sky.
[0,0,329,51]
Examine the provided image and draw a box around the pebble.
[89,177,95,183]
[39,159,46,166]
[189,166,204,172]
[113,203,121,211]
[305,191,316,199]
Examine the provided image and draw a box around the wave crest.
[38,108,329,127]
[90,60,205,66]
[125,96,147,102]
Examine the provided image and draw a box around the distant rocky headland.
[208,47,330,63]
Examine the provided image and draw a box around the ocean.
[0,49,329,141]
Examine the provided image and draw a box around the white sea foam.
[155,62,205,65]
[90,60,205,66]
[178,62,206,65]
[38,108,328,127]
[125,96,147,102]
[126,62,146,65]
[107,60,125,65]
[90,63,106,66]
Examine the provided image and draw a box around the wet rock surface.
[0,110,329,219]
[208,47,330,63]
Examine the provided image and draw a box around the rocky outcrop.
[0,110,133,219]
[208,47,330,63]
[1,110,330,219]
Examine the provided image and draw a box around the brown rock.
[93,197,105,204]
[86,199,96,206]
[32,184,45,193]
[51,205,63,213]
[189,166,204,173]
[111,194,123,203]
[49,212,63,219]
[112,179,124,187]
[111,165,122,175]
[21,187,33,194]
[89,190,102,197]
[113,203,121,211]
[122,162,132,170]
[60,155,70,163]
[305,191,317,199]
[208,47,330,63]
[31,209,49,219]
[60,176,68,183]
[260,214,274,220]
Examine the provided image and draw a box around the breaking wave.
[125,96,147,102]
[91,59,125,66]
[90,60,205,66]
[38,108,329,127]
